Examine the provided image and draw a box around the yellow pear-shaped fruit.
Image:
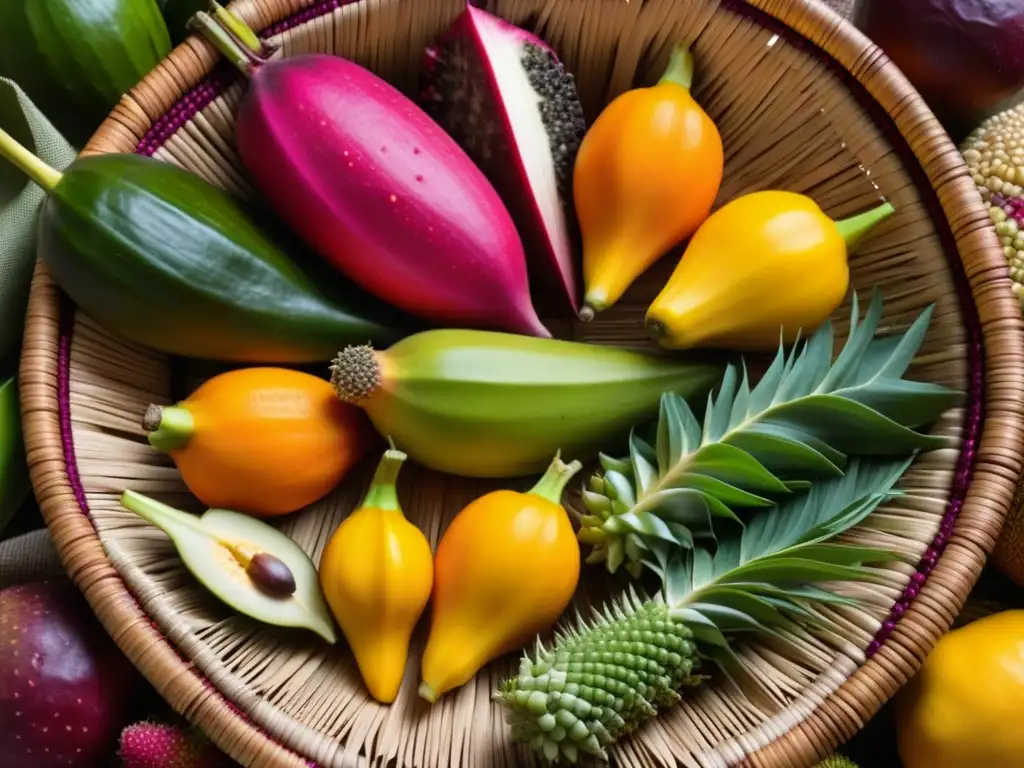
[319,447,433,703]
[418,454,582,702]
[645,191,895,351]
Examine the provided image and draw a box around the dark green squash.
[0,0,172,147]
[0,127,407,362]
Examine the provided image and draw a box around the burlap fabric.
[0,78,76,363]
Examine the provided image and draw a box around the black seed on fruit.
[247,553,297,598]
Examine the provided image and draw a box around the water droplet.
[319,120,326,127]
[415,175,424,183]
[413,147,421,155]
[348,162,354,168]
[343,150,349,157]
[380,145,387,153]
[389,194,398,203]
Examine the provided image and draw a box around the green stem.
[209,0,264,54]
[658,43,695,90]
[834,201,896,253]
[0,127,64,193]
[120,489,208,535]
[188,11,260,77]
[359,446,406,512]
[529,453,583,504]
[144,404,194,453]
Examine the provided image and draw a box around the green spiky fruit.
[498,457,916,763]
[816,756,859,768]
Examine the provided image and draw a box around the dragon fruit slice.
[423,5,586,315]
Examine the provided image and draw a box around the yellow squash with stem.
[418,453,582,702]
[574,43,724,320]
[318,445,433,704]
[646,190,896,351]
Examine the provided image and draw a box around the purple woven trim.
[262,0,355,36]
[134,0,361,156]
[57,295,91,519]
[720,0,986,654]
[135,66,237,157]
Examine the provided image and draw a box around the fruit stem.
[208,0,264,54]
[658,43,695,90]
[418,681,439,703]
[0,127,64,193]
[834,201,896,253]
[120,489,208,535]
[189,11,261,77]
[144,405,194,453]
[528,452,583,504]
[358,444,406,512]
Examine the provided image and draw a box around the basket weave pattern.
[18,0,1024,767]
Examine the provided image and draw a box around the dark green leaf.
[718,557,890,585]
[673,473,774,508]
[630,432,658,497]
[835,379,961,429]
[684,443,791,494]
[703,364,738,445]
[728,362,751,430]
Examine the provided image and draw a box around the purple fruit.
[193,11,551,339]
[422,5,586,315]
[0,580,136,768]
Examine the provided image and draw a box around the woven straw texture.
[17,0,1024,767]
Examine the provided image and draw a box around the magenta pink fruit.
[0,580,136,768]
[119,720,230,768]
[196,12,550,338]
[422,6,586,315]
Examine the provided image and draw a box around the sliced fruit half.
[119,489,337,643]
[422,5,586,315]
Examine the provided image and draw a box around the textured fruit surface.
[574,45,723,317]
[498,596,701,763]
[319,449,433,703]
[423,5,586,314]
[147,367,372,517]
[896,610,1024,768]
[646,191,891,350]
[119,720,231,768]
[0,0,171,145]
[0,580,136,768]
[230,51,549,338]
[419,455,581,701]
[36,153,401,362]
[329,329,725,478]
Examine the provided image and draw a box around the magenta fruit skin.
[234,54,551,338]
[0,581,136,768]
[423,5,584,316]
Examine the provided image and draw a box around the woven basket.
[18,0,1024,766]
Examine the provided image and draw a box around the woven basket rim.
[19,0,1024,766]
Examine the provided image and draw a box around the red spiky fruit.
[0,580,136,768]
[119,721,232,768]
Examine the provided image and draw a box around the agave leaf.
[578,294,958,578]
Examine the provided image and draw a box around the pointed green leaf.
[630,432,658,497]
[599,454,632,476]
[748,338,788,415]
[691,548,714,589]
[684,443,791,494]
[728,362,751,430]
[656,393,687,476]
[835,379,961,429]
[670,607,730,647]
[687,603,764,632]
[673,473,775,508]
[783,543,904,565]
[724,430,843,479]
[603,470,637,506]
[609,510,679,544]
[703,364,738,445]
[767,394,948,455]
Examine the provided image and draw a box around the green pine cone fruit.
[497,595,701,764]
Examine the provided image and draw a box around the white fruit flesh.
[474,20,572,272]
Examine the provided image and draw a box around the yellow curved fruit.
[896,609,1024,768]
[573,43,724,320]
[319,446,433,704]
[418,453,582,702]
[645,190,895,351]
